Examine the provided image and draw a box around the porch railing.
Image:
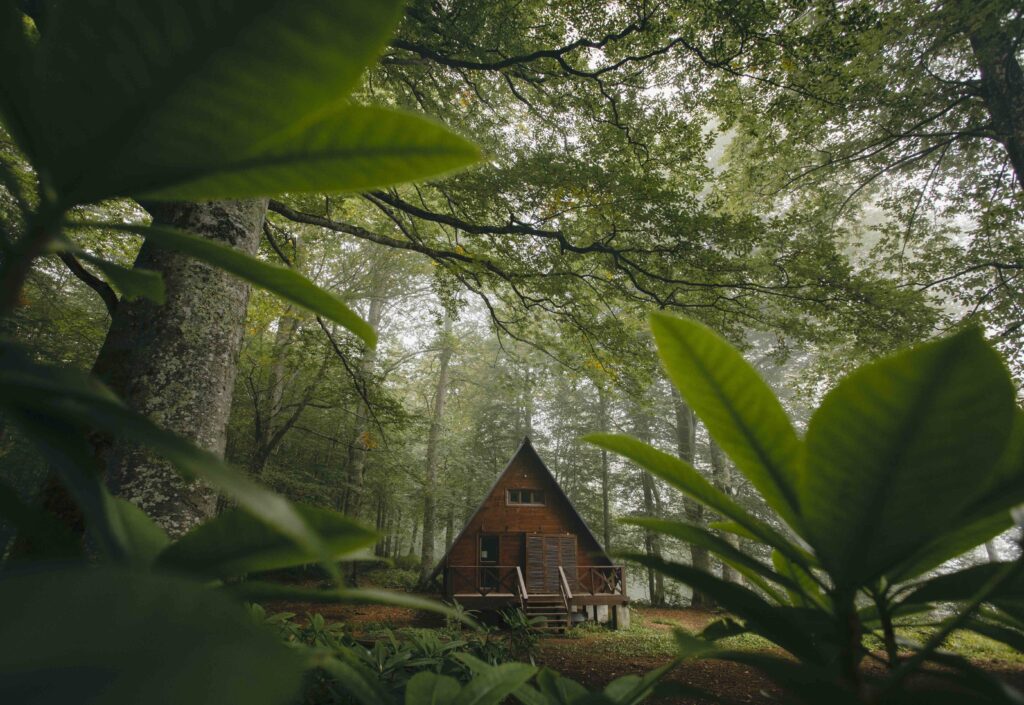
[557,566,573,614]
[574,565,626,597]
[446,565,521,596]
[447,564,626,598]
[515,566,528,610]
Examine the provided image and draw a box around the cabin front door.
[525,534,576,594]
[479,534,500,592]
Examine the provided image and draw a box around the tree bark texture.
[340,270,387,517]
[964,2,1024,190]
[709,438,742,585]
[673,389,715,607]
[597,384,612,551]
[631,400,665,606]
[95,199,267,538]
[419,315,453,581]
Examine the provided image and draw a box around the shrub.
[590,314,1024,703]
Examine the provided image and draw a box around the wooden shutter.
[543,536,560,592]
[526,534,579,594]
[559,535,578,590]
[526,534,544,593]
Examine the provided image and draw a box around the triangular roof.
[428,436,607,581]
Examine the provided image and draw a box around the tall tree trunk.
[709,439,742,585]
[419,315,453,583]
[445,507,455,551]
[631,400,665,606]
[249,350,327,482]
[673,389,715,607]
[374,495,386,557]
[409,518,419,557]
[97,199,268,537]
[597,384,612,551]
[963,2,1024,190]
[340,270,387,517]
[249,312,300,475]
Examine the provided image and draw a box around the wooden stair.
[525,595,569,633]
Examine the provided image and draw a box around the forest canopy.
[1,1,1023,704]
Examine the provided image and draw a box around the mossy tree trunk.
[96,199,267,538]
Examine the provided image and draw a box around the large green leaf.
[0,347,338,576]
[886,511,1014,585]
[887,410,1024,583]
[536,669,589,704]
[225,582,474,625]
[405,672,462,705]
[0,2,35,160]
[30,0,405,204]
[649,313,803,530]
[4,408,127,559]
[623,552,833,664]
[602,661,677,705]
[451,663,536,705]
[802,328,1015,588]
[453,653,549,705]
[157,504,376,578]
[772,550,829,610]
[672,631,860,705]
[108,496,170,566]
[129,105,481,201]
[624,517,795,603]
[900,563,1024,608]
[317,653,397,705]
[75,251,165,304]
[81,221,375,346]
[587,433,813,568]
[0,567,305,705]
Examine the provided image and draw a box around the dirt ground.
[262,598,1024,704]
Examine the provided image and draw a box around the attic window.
[507,489,545,506]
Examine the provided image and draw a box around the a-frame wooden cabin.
[430,438,629,629]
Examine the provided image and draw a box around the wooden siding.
[444,441,609,588]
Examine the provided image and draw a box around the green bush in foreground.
[590,313,1024,703]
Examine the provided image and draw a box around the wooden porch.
[444,564,628,613]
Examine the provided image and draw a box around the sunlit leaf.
[30,0,406,205]
[158,504,376,578]
[76,222,375,346]
[624,517,795,603]
[803,328,1015,588]
[131,106,481,202]
[587,433,813,568]
[650,313,804,530]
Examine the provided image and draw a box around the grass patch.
[546,607,1024,668]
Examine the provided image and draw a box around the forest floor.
[265,589,1024,704]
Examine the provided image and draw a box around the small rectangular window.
[507,489,544,505]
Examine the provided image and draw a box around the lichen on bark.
[95,199,268,538]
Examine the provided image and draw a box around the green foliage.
[364,567,421,591]
[11,0,477,206]
[255,610,665,705]
[157,504,377,578]
[592,313,1024,702]
[0,567,308,705]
